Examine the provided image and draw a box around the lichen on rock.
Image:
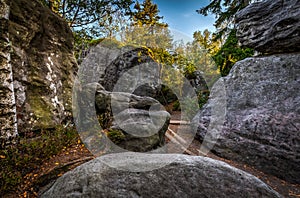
[0,0,77,146]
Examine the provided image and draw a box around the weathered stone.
[192,54,300,183]
[78,44,121,85]
[185,70,210,106]
[185,70,209,94]
[73,81,169,154]
[110,109,170,152]
[236,0,300,54]
[95,84,160,114]
[41,153,282,197]
[0,0,77,144]
[100,48,158,91]
[79,43,162,99]
[0,0,18,146]
[94,84,170,152]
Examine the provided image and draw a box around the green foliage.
[212,29,254,76]
[125,0,172,50]
[197,1,256,76]
[183,62,197,78]
[0,126,79,195]
[39,0,61,13]
[197,0,256,37]
[174,29,220,86]
[132,0,166,27]
[197,90,210,109]
[172,100,181,111]
[40,0,133,31]
[171,89,209,113]
[39,0,134,54]
[97,111,113,130]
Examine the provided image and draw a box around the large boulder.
[110,109,170,152]
[193,0,300,184]
[102,47,159,94]
[75,83,169,153]
[79,43,163,101]
[192,54,300,183]
[0,0,77,146]
[41,153,282,197]
[94,85,170,152]
[235,0,300,54]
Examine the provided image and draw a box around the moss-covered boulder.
[0,0,77,146]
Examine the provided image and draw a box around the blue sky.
[151,0,216,42]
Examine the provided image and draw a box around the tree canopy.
[125,0,171,46]
[197,0,260,37]
[197,0,257,76]
[132,0,166,27]
[39,0,133,37]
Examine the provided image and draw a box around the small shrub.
[106,129,126,145]
[0,125,79,195]
[172,100,181,111]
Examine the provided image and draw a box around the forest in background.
[39,0,255,77]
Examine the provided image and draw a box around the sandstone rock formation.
[235,0,300,54]
[0,0,17,145]
[75,45,170,153]
[94,85,170,152]
[102,47,159,93]
[193,54,300,183]
[41,153,282,197]
[111,109,170,152]
[79,43,162,98]
[193,0,300,184]
[0,0,77,146]
[95,85,160,115]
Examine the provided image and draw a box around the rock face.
[0,0,18,145]
[94,85,170,152]
[185,70,209,95]
[235,0,300,54]
[185,70,210,106]
[193,54,300,183]
[111,109,170,152]
[41,153,282,198]
[0,0,77,145]
[95,86,160,115]
[193,0,300,184]
[102,47,159,94]
[80,44,161,97]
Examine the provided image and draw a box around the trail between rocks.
[10,111,300,198]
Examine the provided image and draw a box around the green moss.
[27,87,54,129]
[106,129,125,144]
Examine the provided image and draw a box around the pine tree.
[132,0,167,28]
[125,0,172,50]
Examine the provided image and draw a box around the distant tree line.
[38,0,256,78]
